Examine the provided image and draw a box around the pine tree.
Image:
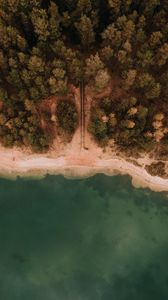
[75,15,95,48]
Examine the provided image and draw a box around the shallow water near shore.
[0,174,168,299]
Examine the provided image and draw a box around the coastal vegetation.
[57,99,78,138]
[0,0,168,154]
[145,161,167,178]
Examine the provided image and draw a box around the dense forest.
[0,0,168,154]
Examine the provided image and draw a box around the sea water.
[0,174,168,300]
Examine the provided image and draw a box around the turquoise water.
[0,174,168,299]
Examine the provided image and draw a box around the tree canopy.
[0,0,168,152]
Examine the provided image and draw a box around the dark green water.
[0,175,168,300]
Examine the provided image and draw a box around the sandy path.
[0,86,167,192]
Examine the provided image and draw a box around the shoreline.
[0,147,168,192]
